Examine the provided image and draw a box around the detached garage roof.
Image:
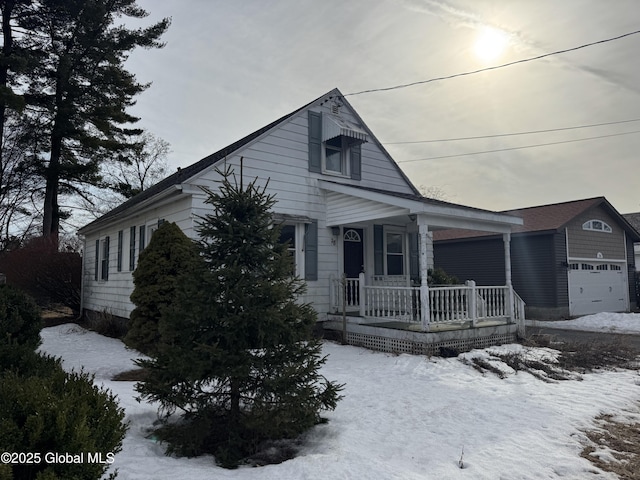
[434,197,640,242]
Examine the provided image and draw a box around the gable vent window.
[582,219,612,233]
[308,110,366,180]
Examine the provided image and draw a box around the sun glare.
[473,27,509,62]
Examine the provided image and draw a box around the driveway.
[526,325,640,353]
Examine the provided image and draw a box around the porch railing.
[363,285,420,322]
[330,275,525,329]
[329,275,361,312]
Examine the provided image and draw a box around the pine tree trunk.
[42,134,61,247]
[0,0,16,158]
[230,377,240,421]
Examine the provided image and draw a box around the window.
[596,264,608,271]
[324,137,348,175]
[386,232,404,275]
[344,229,361,242]
[582,219,612,233]
[581,263,594,270]
[308,110,363,180]
[569,263,579,270]
[275,222,314,278]
[117,230,123,272]
[101,236,110,280]
[610,264,622,271]
[129,226,136,271]
[139,225,146,252]
[279,225,296,275]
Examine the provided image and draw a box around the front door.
[343,228,364,306]
[343,228,364,278]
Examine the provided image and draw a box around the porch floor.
[364,318,510,332]
[328,313,510,332]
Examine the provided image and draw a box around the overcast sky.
[125,0,640,214]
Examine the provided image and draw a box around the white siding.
[82,195,193,318]
[82,97,418,320]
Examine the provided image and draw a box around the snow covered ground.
[39,315,640,480]
[528,312,640,334]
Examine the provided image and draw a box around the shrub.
[124,222,201,355]
[0,356,127,480]
[0,284,43,351]
[428,267,459,285]
[84,309,127,339]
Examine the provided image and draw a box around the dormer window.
[308,110,367,180]
[325,136,349,174]
[582,219,612,233]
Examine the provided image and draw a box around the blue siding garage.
[434,198,640,319]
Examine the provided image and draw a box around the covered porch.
[328,275,526,332]
[319,180,525,339]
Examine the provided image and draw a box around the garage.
[568,262,628,316]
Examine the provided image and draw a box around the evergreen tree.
[1,0,170,245]
[124,221,200,356]
[135,167,343,468]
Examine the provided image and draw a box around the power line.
[385,118,640,145]
[345,29,640,97]
[397,129,640,163]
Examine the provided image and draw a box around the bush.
[428,267,459,285]
[0,356,127,480]
[0,284,43,351]
[0,284,127,479]
[124,222,201,355]
[84,309,127,339]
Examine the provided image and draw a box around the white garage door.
[568,262,627,316]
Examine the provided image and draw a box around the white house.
[78,88,524,354]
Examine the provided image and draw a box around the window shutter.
[94,240,99,281]
[129,226,136,271]
[105,236,110,280]
[350,143,361,180]
[304,220,318,281]
[308,111,322,173]
[374,224,384,275]
[409,232,419,283]
[117,230,123,272]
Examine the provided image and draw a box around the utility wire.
[345,29,640,97]
[386,118,640,145]
[397,130,640,163]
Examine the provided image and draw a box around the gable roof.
[434,197,640,242]
[623,212,640,234]
[80,88,419,234]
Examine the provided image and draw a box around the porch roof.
[319,181,523,233]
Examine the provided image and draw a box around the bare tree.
[70,131,171,223]
[419,184,450,201]
[109,131,170,199]
[0,113,41,250]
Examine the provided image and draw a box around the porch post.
[418,216,431,331]
[503,232,515,324]
[358,271,366,317]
